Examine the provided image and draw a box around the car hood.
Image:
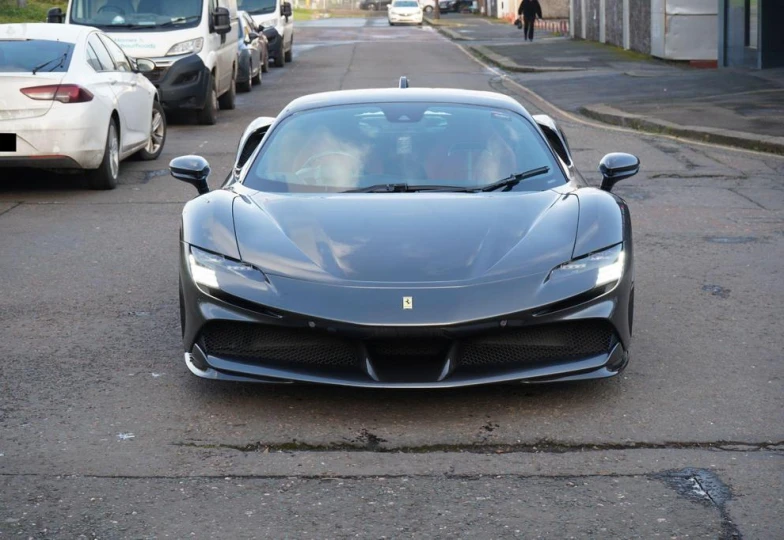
[233,190,579,285]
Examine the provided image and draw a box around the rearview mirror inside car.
[171,155,211,195]
[599,153,640,192]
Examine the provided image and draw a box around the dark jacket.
[518,0,542,19]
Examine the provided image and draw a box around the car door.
[96,34,152,150]
[217,0,239,95]
[243,13,260,74]
[83,34,120,120]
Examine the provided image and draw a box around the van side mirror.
[599,153,640,192]
[247,32,259,42]
[212,7,231,35]
[171,155,211,195]
[47,7,65,23]
[281,2,293,17]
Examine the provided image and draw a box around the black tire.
[238,63,252,93]
[218,72,236,110]
[284,41,292,63]
[197,74,218,125]
[136,101,166,161]
[389,21,394,26]
[86,118,119,190]
[261,51,270,73]
[274,43,285,67]
[251,59,262,84]
[424,5,433,12]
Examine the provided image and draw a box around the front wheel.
[197,75,218,125]
[284,40,293,63]
[261,52,270,73]
[218,74,236,110]
[86,118,119,190]
[274,43,285,67]
[238,62,252,93]
[136,101,166,161]
[424,5,433,12]
[251,59,262,84]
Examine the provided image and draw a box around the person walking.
[517,0,543,41]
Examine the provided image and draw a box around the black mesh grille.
[201,321,359,368]
[460,321,614,367]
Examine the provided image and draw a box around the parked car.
[0,23,166,190]
[359,0,393,10]
[438,0,473,13]
[388,0,424,25]
[169,79,640,387]
[419,0,436,13]
[236,10,267,92]
[242,0,294,68]
[48,0,240,126]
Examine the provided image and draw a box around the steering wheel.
[296,151,362,186]
[98,5,125,14]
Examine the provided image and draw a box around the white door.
[96,34,152,150]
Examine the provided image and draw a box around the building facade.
[569,0,784,68]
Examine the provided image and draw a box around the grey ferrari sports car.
[170,78,640,388]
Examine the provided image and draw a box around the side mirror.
[248,31,259,42]
[134,58,156,73]
[599,153,640,192]
[171,155,211,195]
[212,7,231,35]
[257,24,265,32]
[47,7,65,23]
[281,2,293,17]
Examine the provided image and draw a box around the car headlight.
[188,245,267,289]
[166,38,204,56]
[548,244,625,287]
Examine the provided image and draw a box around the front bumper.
[179,244,634,387]
[263,27,282,57]
[144,54,211,111]
[389,13,424,24]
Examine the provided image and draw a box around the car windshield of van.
[69,0,202,30]
[245,103,565,193]
[239,0,277,15]
[0,40,74,73]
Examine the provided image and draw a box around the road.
[1,16,782,539]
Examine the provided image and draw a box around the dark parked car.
[359,0,393,10]
[236,10,268,92]
[438,0,473,12]
[170,79,640,388]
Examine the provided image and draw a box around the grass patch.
[292,8,372,20]
[0,0,66,24]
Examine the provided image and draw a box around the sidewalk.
[430,14,784,154]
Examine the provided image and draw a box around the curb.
[580,104,784,156]
[469,45,586,73]
[425,18,472,41]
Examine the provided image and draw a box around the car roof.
[282,88,531,118]
[0,23,95,44]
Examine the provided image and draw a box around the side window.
[85,44,103,71]
[99,35,132,72]
[87,34,115,72]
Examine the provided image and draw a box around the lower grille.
[200,320,616,376]
[201,321,359,368]
[459,321,614,367]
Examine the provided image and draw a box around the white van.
[239,0,294,67]
[48,0,239,125]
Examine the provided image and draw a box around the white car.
[0,23,166,189]
[388,0,424,25]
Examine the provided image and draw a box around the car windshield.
[245,103,565,193]
[393,1,419,6]
[0,40,74,73]
[69,0,202,30]
[238,0,277,15]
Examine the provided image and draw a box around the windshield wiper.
[31,52,67,75]
[343,183,473,193]
[476,166,550,192]
[158,15,201,28]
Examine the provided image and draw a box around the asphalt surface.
[1,15,783,539]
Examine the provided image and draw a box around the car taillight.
[20,84,94,104]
